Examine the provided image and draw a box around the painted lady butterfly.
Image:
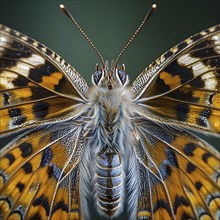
[0,4,219,220]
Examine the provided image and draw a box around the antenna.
[115,4,157,66]
[60,4,105,67]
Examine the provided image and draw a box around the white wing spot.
[177,53,218,90]
[21,36,28,41]
[20,54,45,67]
[0,54,45,86]
[61,59,65,66]
[41,47,47,52]
[10,62,32,77]
[185,37,193,44]
[212,34,220,44]
[170,46,178,53]
[177,54,200,66]
[212,34,220,54]
[33,41,39,47]
[0,71,18,89]
[15,31,20,36]
[201,72,217,90]
[160,55,165,63]
[191,62,210,77]
[201,31,207,36]
[0,36,8,56]
[0,36,8,47]
[214,45,220,54]
[209,27,216,32]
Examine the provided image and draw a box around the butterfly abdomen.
[96,146,123,217]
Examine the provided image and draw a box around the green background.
[1,0,220,83]
[0,0,219,147]
[0,1,219,219]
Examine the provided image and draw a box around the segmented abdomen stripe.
[96,147,123,217]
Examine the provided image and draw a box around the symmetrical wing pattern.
[0,20,219,220]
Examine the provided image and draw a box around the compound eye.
[93,69,103,85]
[117,69,127,85]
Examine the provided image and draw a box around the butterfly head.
[92,60,129,89]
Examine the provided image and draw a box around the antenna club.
[60,4,64,9]
[152,4,157,8]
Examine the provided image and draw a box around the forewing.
[132,24,220,133]
[0,24,89,135]
[133,121,220,220]
[0,124,84,220]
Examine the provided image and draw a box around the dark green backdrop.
[0,0,219,145]
[0,1,219,218]
[1,0,220,82]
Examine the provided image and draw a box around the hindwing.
[0,125,84,220]
[134,121,220,220]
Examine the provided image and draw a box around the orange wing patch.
[159,71,181,90]
[0,97,81,133]
[41,71,63,90]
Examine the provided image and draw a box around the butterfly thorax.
[87,85,134,144]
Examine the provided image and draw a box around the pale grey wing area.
[132,118,220,220]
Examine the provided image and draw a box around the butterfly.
[0,3,219,220]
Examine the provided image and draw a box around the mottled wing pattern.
[0,24,88,135]
[134,122,220,220]
[0,125,84,220]
[132,24,220,219]
[0,25,87,220]
[133,24,220,133]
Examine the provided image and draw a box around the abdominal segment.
[96,146,123,217]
